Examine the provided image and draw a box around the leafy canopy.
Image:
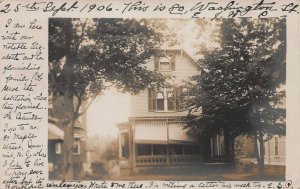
[49,18,166,103]
[184,18,286,138]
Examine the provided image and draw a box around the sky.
[86,19,218,138]
[87,89,130,137]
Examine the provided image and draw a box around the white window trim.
[155,88,174,112]
[55,142,62,154]
[159,61,171,70]
[159,57,171,71]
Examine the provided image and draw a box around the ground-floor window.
[184,144,199,155]
[153,144,167,155]
[73,138,80,155]
[137,144,152,156]
[137,143,199,156]
[169,144,183,155]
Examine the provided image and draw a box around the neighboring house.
[264,135,285,166]
[116,49,231,174]
[234,135,286,166]
[48,93,88,179]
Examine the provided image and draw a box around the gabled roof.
[154,48,199,69]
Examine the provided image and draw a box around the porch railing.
[136,155,200,166]
[136,156,167,166]
[169,155,201,165]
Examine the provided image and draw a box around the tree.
[184,18,286,176]
[48,18,166,179]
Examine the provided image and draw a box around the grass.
[117,164,285,181]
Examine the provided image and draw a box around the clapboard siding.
[130,51,199,118]
[264,136,285,165]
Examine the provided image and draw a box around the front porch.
[117,119,232,174]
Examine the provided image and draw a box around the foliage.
[101,139,118,161]
[184,18,286,175]
[49,18,166,106]
[48,18,167,178]
[184,18,286,138]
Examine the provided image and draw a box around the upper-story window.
[148,87,183,112]
[155,56,175,71]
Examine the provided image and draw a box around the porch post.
[131,122,136,169]
[166,119,170,166]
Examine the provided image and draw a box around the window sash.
[73,138,80,155]
[149,87,183,112]
[159,62,171,70]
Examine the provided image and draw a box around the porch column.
[132,122,136,169]
[166,119,170,166]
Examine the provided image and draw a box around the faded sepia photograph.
[48,18,286,181]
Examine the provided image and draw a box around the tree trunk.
[254,132,265,177]
[64,96,75,180]
[66,120,75,179]
[63,18,76,180]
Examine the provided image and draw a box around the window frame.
[274,136,279,156]
[149,87,183,112]
[154,56,175,71]
[55,142,62,155]
[73,138,80,155]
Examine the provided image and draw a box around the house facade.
[48,94,88,179]
[264,135,285,166]
[117,49,229,174]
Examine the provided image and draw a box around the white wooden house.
[264,135,285,166]
[117,49,228,174]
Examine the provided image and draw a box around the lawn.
[116,164,285,181]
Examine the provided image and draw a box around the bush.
[84,161,107,179]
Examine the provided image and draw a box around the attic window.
[160,61,170,70]
[155,56,175,71]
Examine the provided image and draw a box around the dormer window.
[155,56,175,71]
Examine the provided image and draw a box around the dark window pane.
[169,144,183,155]
[137,144,152,156]
[184,144,199,155]
[73,138,80,154]
[153,144,167,155]
[156,99,164,111]
[167,97,175,111]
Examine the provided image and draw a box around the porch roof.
[134,121,168,144]
[133,121,197,144]
[48,122,64,140]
